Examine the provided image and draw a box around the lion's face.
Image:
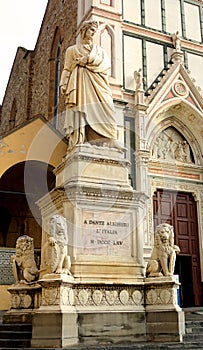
[16,235,34,255]
[159,227,170,244]
[48,215,68,244]
[55,219,66,236]
[155,223,174,248]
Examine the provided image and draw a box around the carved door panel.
[153,190,202,307]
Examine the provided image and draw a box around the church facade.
[0,0,203,311]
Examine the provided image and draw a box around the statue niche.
[152,127,194,164]
[42,215,71,276]
[11,235,39,283]
[146,223,180,277]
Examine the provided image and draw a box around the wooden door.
[153,189,203,307]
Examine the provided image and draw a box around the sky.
[0,0,48,104]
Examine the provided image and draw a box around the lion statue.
[11,235,39,283]
[146,223,180,277]
[42,215,71,275]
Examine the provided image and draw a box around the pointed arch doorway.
[153,189,203,307]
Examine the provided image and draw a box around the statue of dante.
[60,20,119,149]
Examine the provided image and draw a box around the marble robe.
[60,43,117,143]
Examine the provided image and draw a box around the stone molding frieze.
[145,276,180,310]
[8,283,42,310]
[40,280,144,310]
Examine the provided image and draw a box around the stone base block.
[71,261,144,284]
[146,310,185,342]
[3,282,41,324]
[78,311,146,345]
[3,310,33,324]
[144,277,185,342]
[31,312,78,348]
[30,276,186,347]
[145,276,181,311]
[55,144,131,190]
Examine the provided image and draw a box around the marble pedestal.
[145,276,185,342]
[31,274,78,348]
[38,144,147,283]
[4,282,41,324]
[31,274,146,347]
[31,144,185,347]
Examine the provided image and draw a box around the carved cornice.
[36,188,65,214]
[64,185,148,206]
[54,144,130,176]
[150,177,203,197]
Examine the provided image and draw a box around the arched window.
[48,27,61,127]
[53,44,61,128]
[10,99,17,129]
[100,24,115,78]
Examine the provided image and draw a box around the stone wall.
[0,48,31,132]
[0,0,78,132]
[30,0,78,121]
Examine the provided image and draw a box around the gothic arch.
[147,97,202,126]
[146,100,203,285]
[146,99,203,152]
[148,117,202,166]
[99,23,116,78]
[10,99,17,129]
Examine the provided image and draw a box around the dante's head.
[80,20,98,40]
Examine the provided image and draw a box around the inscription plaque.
[78,210,132,256]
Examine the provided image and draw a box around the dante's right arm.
[60,69,70,95]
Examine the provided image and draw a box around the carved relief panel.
[151,126,194,164]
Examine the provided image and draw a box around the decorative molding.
[8,283,42,310]
[172,80,189,98]
[145,277,180,309]
[146,287,174,306]
[40,281,144,309]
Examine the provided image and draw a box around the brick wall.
[0,48,32,132]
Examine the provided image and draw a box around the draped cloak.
[60,43,117,140]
